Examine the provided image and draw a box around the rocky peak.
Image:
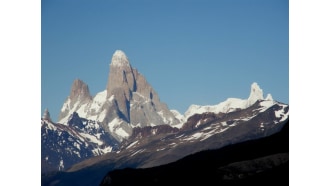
[58,79,92,123]
[70,79,92,102]
[107,51,136,96]
[110,50,131,67]
[58,50,179,138]
[106,51,137,121]
[42,108,52,122]
[67,112,83,127]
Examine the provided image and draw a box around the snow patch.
[108,117,131,140]
[101,146,113,154]
[59,160,64,171]
[108,118,123,132]
[156,147,166,151]
[111,50,130,67]
[275,105,289,122]
[127,141,139,149]
[158,111,170,124]
[74,142,80,150]
[108,95,115,102]
[90,90,107,112]
[171,110,185,121]
[61,98,71,112]
[98,109,108,122]
[75,103,88,118]
[275,110,283,118]
[79,133,103,145]
[73,151,81,158]
[152,128,157,135]
[184,98,247,119]
[130,149,145,157]
[260,100,275,108]
[196,120,202,128]
[116,128,130,138]
[279,110,289,122]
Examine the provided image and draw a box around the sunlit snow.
[127,141,139,149]
[116,128,130,138]
[79,133,103,145]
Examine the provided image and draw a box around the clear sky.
[41,0,288,120]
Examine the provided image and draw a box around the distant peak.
[111,50,130,67]
[265,93,273,101]
[69,79,92,101]
[42,108,52,121]
[247,82,264,105]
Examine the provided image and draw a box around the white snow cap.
[265,93,273,101]
[247,82,264,105]
[111,50,130,67]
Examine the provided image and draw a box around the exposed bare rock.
[42,108,52,122]
[70,79,92,102]
[57,50,179,141]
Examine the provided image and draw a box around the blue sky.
[42,0,288,120]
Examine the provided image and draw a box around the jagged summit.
[69,79,92,102]
[110,50,130,67]
[247,82,264,106]
[106,50,136,121]
[42,108,52,122]
[58,79,92,122]
[184,82,273,120]
[58,50,180,141]
[107,50,135,97]
[43,50,289,177]
[265,93,273,101]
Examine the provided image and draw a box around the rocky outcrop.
[70,79,92,102]
[42,108,52,122]
[98,121,289,186]
[106,50,136,122]
[41,112,119,174]
[104,50,179,127]
[58,79,92,122]
[129,125,180,142]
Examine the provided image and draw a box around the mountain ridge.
[58,50,180,142]
[41,50,289,185]
[99,121,288,186]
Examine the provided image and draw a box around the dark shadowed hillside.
[100,121,289,186]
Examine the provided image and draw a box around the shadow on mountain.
[100,121,288,186]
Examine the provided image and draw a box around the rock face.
[70,79,92,102]
[58,50,179,141]
[98,122,289,186]
[58,79,92,122]
[41,111,119,174]
[43,49,289,186]
[42,108,52,122]
[106,50,135,122]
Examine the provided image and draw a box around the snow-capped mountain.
[42,95,288,185]
[184,82,272,119]
[41,110,119,173]
[58,50,180,142]
[93,90,288,170]
[42,50,288,185]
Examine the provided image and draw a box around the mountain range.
[41,50,288,185]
